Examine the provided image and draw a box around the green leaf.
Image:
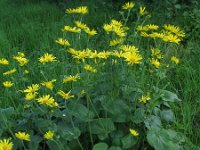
[90,118,115,136]
[0,107,14,118]
[121,134,137,149]
[131,108,145,124]
[160,90,181,102]
[69,103,95,121]
[100,99,129,122]
[108,146,122,150]
[144,115,162,129]
[160,109,174,123]
[147,128,182,150]
[28,135,42,150]
[92,142,108,150]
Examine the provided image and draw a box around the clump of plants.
[0,1,199,150]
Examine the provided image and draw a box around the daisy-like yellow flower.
[151,48,163,60]
[37,95,58,107]
[150,58,160,68]
[129,129,139,136]
[139,94,151,103]
[57,90,74,100]
[84,28,97,36]
[23,70,29,74]
[39,53,57,64]
[112,51,124,58]
[162,34,181,44]
[63,25,81,33]
[163,24,185,37]
[75,21,88,30]
[72,50,88,62]
[55,38,70,46]
[109,38,124,46]
[123,52,142,65]
[44,131,54,140]
[15,132,30,141]
[139,6,146,16]
[171,56,179,64]
[122,2,135,10]
[0,138,13,150]
[13,52,29,66]
[41,79,56,90]
[120,45,139,53]
[98,51,111,59]
[3,68,17,76]
[63,74,80,83]
[84,64,97,73]
[23,84,39,93]
[0,58,9,65]
[66,6,88,15]
[146,24,159,30]
[2,81,13,88]
[25,92,37,101]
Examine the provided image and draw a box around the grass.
[0,0,200,148]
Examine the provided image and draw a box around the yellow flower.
[3,68,17,76]
[109,38,124,46]
[122,2,135,10]
[129,129,139,136]
[57,90,74,100]
[23,84,39,93]
[44,131,54,140]
[23,70,29,74]
[123,52,142,65]
[120,45,139,53]
[25,92,37,101]
[151,48,163,60]
[163,24,185,37]
[41,79,56,90]
[63,74,80,83]
[150,58,160,68]
[171,56,179,64]
[63,25,81,33]
[98,51,111,59]
[80,90,86,95]
[15,132,30,141]
[84,64,97,73]
[55,38,70,46]
[72,50,88,62]
[139,94,151,103]
[66,6,88,15]
[37,95,58,107]
[13,52,29,66]
[2,81,13,88]
[75,21,88,30]
[146,24,159,30]
[0,58,9,65]
[162,34,181,44]
[0,138,13,150]
[139,6,146,16]
[39,53,57,64]
[112,51,124,58]
[84,28,97,36]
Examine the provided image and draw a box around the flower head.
[13,52,29,66]
[55,38,70,46]
[25,92,37,101]
[122,2,135,10]
[44,131,54,140]
[171,56,179,64]
[39,53,57,64]
[63,74,80,83]
[0,58,9,65]
[123,52,142,65]
[129,129,139,136]
[41,79,56,90]
[139,6,146,16]
[3,69,17,76]
[0,138,13,150]
[63,25,81,33]
[84,64,97,73]
[150,58,160,68]
[57,90,74,100]
[139,94,151,103]
[66,6,88,15]
[3,81,13,88]
[23,84,39,93]
[37,95,58,107]
[15,132,30,141]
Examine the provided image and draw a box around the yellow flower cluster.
[103,19,128,37]
[13,52,29,66]
[66,6,88,15]
[75,21,97,36]
[39,53,57,64]
[0,58,9,65]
